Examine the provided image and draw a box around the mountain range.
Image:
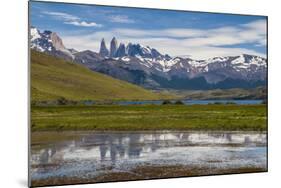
[30,27,267,90]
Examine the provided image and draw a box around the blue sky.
[30,1,267,59]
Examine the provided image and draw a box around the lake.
[30,131,267,186]
[116,99,263,105]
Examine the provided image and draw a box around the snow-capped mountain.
[95,38,267,87]
[30,27,74,61]
[30,27,267,90]
[98,38,266,76]
[165,54,267,83]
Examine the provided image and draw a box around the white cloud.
[110,28,204,38]
[242,19,267,31]
[62,19,266,60]
[109,15,135,23]
[42,11,79,21]
[42,11,102,27]
[65,21,102,27]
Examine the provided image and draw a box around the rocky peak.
[126,43,142,57]
[115,43,126,57]
[126,43,166,59]
[50,32,65,51]
[110,37,118,57]
[99,38,109,57]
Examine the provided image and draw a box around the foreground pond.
[30,131,267,186]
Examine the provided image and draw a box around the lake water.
[30,131,267,185]
[82,99,263,106]
[116,99,263,105]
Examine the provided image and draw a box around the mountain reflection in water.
[31,132,267,181]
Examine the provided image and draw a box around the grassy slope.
[31,104,267,131]
[31,50,171,101]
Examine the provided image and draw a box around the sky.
[30,1,267,60]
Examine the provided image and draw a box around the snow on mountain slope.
[30,27,41,41]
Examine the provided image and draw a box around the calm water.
[117,100,263,105]
[82,99,263,105]
[31,131,267,182]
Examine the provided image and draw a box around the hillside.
[30,50,171,101]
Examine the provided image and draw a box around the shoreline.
[31,130,267,145]
[31,165,267,187]
[31,129,268,134]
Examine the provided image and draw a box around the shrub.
[175,100,184,105]
[214,102,223,105]
[31,123,36,128]
[262,99,267,104]
[57,97,68,105]
[162,100,172,105]
[31,100,37,106]
[226,101,236,105]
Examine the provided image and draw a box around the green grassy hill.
[31,50,171,101]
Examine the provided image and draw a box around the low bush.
[261,99,267,104]
[162,100,172,105]
[214,102,223,105]
[175,100,184,105]
[226,101,236,105]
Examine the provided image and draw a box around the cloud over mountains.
[62,19,266,59]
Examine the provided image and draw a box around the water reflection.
[31,132,267,180]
